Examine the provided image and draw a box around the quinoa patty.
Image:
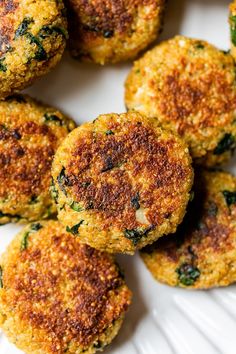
[230,1,236,59]
[66,0,165,64]
[0,0,67,99]
[0,220,132,354]
[0,94,75,224]
[51,111,193,254]
[125,36,236,166]
[141,170,236,289]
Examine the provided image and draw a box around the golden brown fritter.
[230,1,236,59]
[0,94,76,224]
[51,111,193,254]
[66,0,165,64]
[0,220,132,354]
[0,0,67,99]
[141,170,236,289]
[125,36,236,167]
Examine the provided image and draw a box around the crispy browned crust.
[157,67,235,136]
[0,220,132,353]
[0,122,55,198]
[141,169,236,289]
[125,36,236,166]
[0,0,67,98]
[0,94,76,224]
[66,0,165,63]
[68,0,158,34]
[52,112,193,253]
[0,0,18,56]
[67,119,188,230]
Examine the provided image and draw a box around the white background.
[1,1,236,353]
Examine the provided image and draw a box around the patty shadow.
[158,0,187,41]
[104,254,147,353]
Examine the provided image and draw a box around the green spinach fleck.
[176,263,200,286]
[66,220,84,236]
[29,195,38,204]
[221,49,230,55]
[81,181,91,188]
[213,133,235,155]
[124,226,153,246]
[230,15,236,46]
[21,231,30,251]
[39,25,68,40]
[0,58,7,72]
[222,190,236,207]
[31,223,42,231]
[57,167,70,195]
[93,341,104,349]
[15,19,47,62]
[105,130,114,135]
[195,43,205,49]
[50,179,59,203]
[70,201,83,212]
[15,17,34,38]
[26,33,47,61]
[21,223,42,251]
[44,113,62,125]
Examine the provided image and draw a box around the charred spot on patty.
[0,221,132,351]
[65,120,190,231]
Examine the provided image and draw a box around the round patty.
[66,0,165,64]
[230,1,236,59]
[0,94,76,225]
[51,111,193,254]
[0,0,67,99]
[141,169,236,289]
[0,220,132,354]
[125,36,236,167]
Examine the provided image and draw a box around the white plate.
[1,1,236,353]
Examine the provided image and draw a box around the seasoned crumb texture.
[66,0,165,64]
[0,94,76,224]
[0,220,132,354]
[125,36,236,166]
[52,111,193,254]
[141,170,236,289]
[0,0,67,99]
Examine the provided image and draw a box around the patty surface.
[230,1,236,59]
[66,0,165,64]
[51,111,193,254]
[125,36,236,167]
[141,170,236,289]
[0,94,76,224]
[0,0,67,99]
[0,220,132,354]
